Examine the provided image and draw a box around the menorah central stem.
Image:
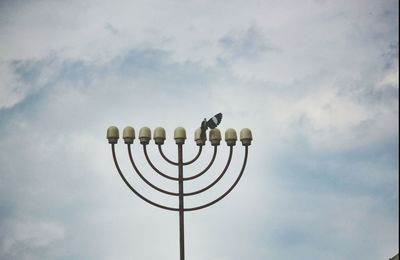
[178,144,185,260]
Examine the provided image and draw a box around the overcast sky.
[0,0,398,259]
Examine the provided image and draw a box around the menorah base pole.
[178,144,185,260]
[179,207,184,260]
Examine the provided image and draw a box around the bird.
[200,113,223,140]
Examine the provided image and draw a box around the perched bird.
[200,113,223,140]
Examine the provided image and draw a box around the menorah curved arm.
[143,145,179,181]
[183,146,202,165]
[182,146,217,181]
[184,145,248,212]
[128,144,179,196]
[184,146,232,196]
[158,145,179,166]
[158,145,203,166]
[111,144,179,211]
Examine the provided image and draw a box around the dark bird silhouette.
[200,113,223,140]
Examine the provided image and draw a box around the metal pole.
[178,144,185,260]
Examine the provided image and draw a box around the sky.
[0,0,398,259]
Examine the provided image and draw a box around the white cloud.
[0,219,65,258]
[378,64,399,89]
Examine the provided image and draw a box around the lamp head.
[209,128,221,146]
[174,127,186,144]
[154,127,166,145]
[240,128,252,146]
[139,127,151,145]
[225,128,237,146]
[123,126,135,144]
[194,128,206,146]
[107,126,119,144]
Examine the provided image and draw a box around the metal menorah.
[107,125,252,260]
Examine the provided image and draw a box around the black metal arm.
[183,146,232,196]
[128,144,179,196]
[111,143,248,211]
[158,145,179,166]
[184,145,248,211]
[182,145,217,181]
[111,144,179,211]
[143,144,179,181]
[183,145,202,165]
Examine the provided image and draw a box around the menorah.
[107,125,252,260]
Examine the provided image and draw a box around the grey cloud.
[113,49,217,89]
[12,59,48,84]
[381,43,399,69]
[218,26,274,61]
[0,220,65,260]
[104,23,119,35]
[1,47,219,112]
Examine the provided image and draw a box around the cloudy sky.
[0,0,398,259]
